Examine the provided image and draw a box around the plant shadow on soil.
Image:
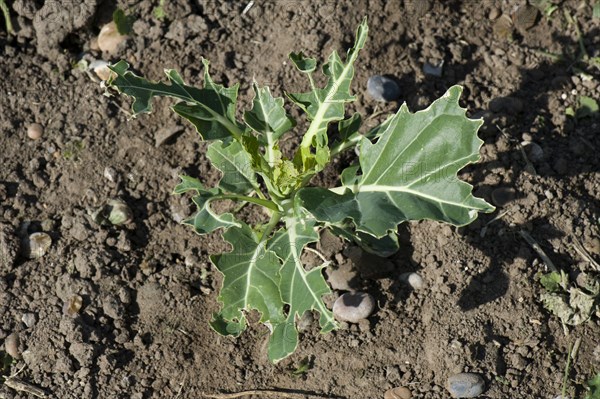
[333,26,599,313]
[456,28,600,311]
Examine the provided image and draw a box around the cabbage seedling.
[106,18,494,362]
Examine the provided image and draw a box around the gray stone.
[446,373,485,398]
[367,75,400,102]
[491,187,516,207]
[21,313,37,328]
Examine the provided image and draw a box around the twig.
[561,337,582,398]
[173,376,186,399]
[3,378,47,398]
[202,389,346,399]
[242,1,254,15]
[571,236,600,271]
[519,230,557,272]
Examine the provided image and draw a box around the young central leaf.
[289,20,368,171]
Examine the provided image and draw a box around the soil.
[1,0,599,398]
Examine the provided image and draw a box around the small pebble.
[23,232,52,259]
[97,22,128,53]
[521,141,544,162]
[488,7,501,20]
[104,166,119,183]
[367,75,400,102]
[89,59,113,81]
[5,332,21,359]
[332,292,375,323]
[21,313,37,328]
[446,373,485,398]
[423,61,443,77]
[400,272,425,290]
[27,123,44,140]
[491,187,516,207]
[512,4,539,31]
[63,294,83,317]
[384,386,413,399]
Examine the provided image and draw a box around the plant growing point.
[106,18,494,362]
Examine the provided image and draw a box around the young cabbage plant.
[106,18,494,362]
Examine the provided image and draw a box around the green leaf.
[210,224,285,336]
[330,224,399,257]
[541,288,596,326]
[108,60,244,141]
[0,0,14,35]
[297,85,494,238]
[153,0,167,20]
[173,176,241,234]
[206,140,258,194]
[337,113,362,142]
[585,373,600,399]
[267,214,337,362]
[290,18,368,170]
[577,96,599,119]
[112,8,135,35]
[540,271,564,292]
[289,52,317,73]
[244,83,296,168]
[244,83,295,144]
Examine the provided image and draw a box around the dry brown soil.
[1,1,599,398]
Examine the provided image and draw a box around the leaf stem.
[260,211,282,241]
[329,133,363,156]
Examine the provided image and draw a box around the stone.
[332,292,375,323]
[5,332,21,359]
[491,187,516,207]
[97,22,128,54]
[446,373,485,398]
[27,123,44,140]
[400,272,425,290]
[367,75,400,102]
[21,313,37,328]
[384,387,412,399]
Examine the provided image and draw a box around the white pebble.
[104,166,119,183]
[446,373,485,398]
[97,22,128,54]
[89,60,113,80]
[401,272,425,290]
[332,292,375,323]
[21,313,37,328]
[5,332,21,359]
[367,75,400,102]
[27,123,44,140]
[23,232,52,259]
